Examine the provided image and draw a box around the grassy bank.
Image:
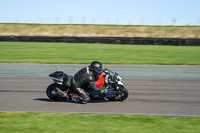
[0,42,200,65]
[0,112,200,133]
[0,23,200,38]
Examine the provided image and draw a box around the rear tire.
[46,83,67,102]
[107,86,128,101]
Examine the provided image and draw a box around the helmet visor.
[96,67,103,75]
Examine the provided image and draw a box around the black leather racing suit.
[72,66,103,102]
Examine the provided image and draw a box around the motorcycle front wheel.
[46,83,67,102]
[107,86,129,101]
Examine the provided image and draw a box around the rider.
[72,61,107,104]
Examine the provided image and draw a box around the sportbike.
[46,68,128,103]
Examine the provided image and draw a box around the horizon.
[1,0,200,26]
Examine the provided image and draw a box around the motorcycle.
[46,68,128,103]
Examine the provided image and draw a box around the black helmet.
[90,61,103,75]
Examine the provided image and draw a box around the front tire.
[46,83,67,102]
[107,86,129,101]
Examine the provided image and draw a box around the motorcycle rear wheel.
[107,86,128,101]
[46,83,67,102]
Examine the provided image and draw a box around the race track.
[0,63,200,116]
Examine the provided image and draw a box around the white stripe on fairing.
[86,67,89,74]
[51,77,63,82]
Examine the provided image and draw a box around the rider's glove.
[100,88,108,94]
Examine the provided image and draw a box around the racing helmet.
[90,61,103,75]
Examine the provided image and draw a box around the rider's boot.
[70,93,87,104]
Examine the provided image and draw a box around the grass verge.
[0,23,200,38]
[0,42,200,65]
[0,112,200,133]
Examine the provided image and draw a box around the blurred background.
[0,0,200,44]
[1,16,200,26]
[1,0,200,26]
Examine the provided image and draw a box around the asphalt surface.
[0,63,200,116]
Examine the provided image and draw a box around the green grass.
[0,42,200,65]
[0,112,200,133]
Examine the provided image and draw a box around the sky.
[0,0,200,25]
